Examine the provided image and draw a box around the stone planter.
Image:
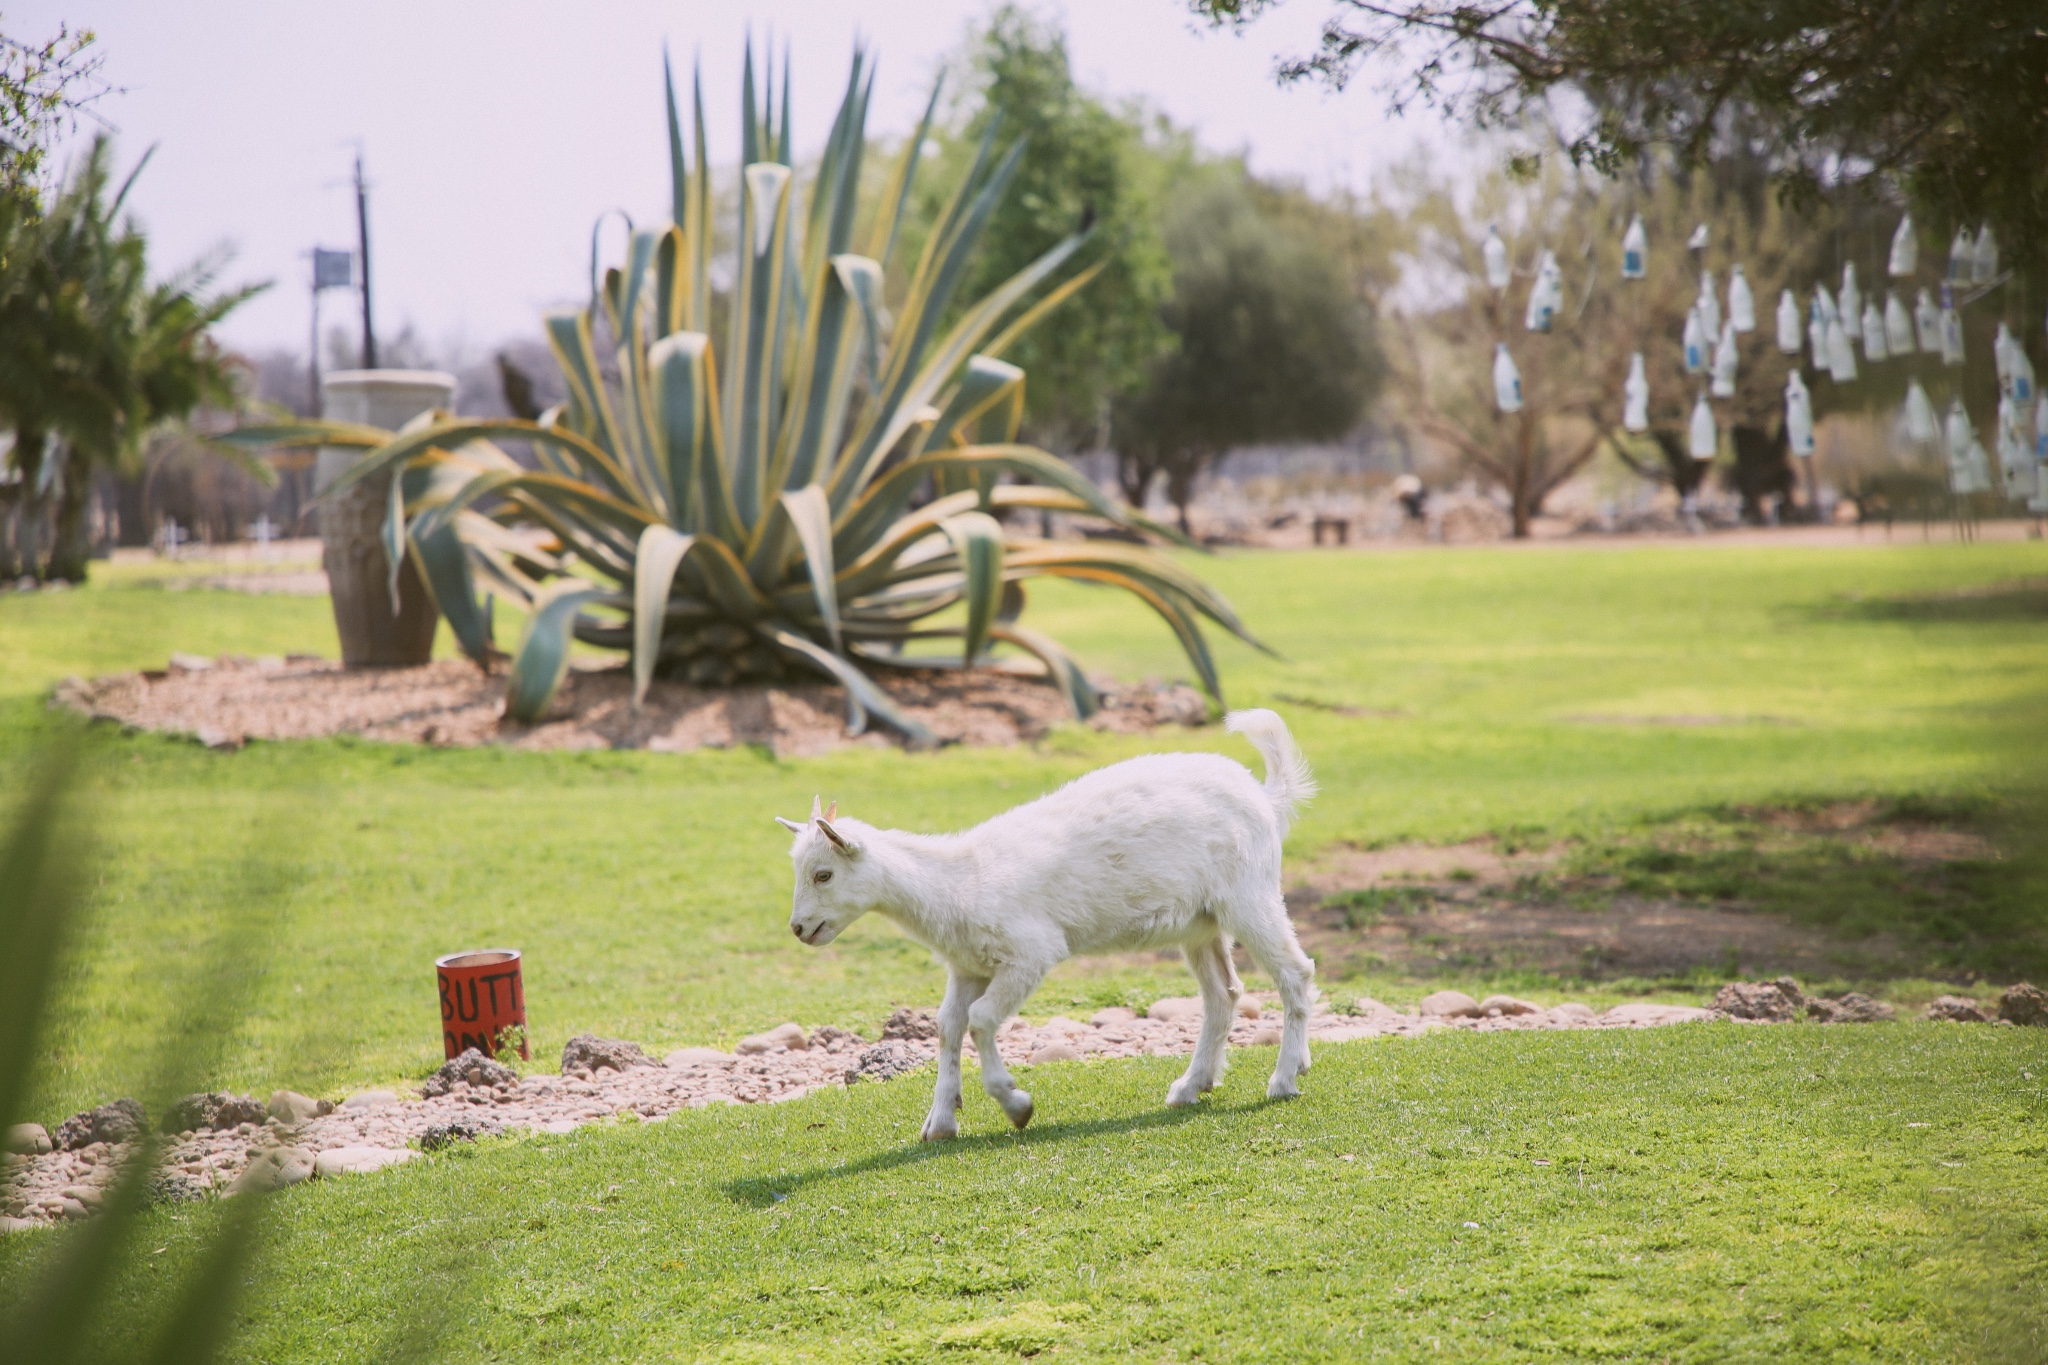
[317,370,455,667]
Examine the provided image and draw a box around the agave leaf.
[940,511,1004,663]
[408,519,495,666]
[211,418,389,452]
[684,536,774,621]
[315,418,638,507]
[1007,540,1267,652]
[834,443,1127,561]
[757,624,933,746]
[926,355,1024,455]
[771,254,874,496]
[633,524,694,707]
[750,485,841,651]
[545,311,633,487]
[1041,562,1223,701]
[727,162,793,527]
[506,581,610,723]
[383,462,412,615]
[983,256,1108,361]
[649,331,727,540]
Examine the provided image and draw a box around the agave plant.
[235,45,1260,741]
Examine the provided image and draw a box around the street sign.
[313,248,354,290]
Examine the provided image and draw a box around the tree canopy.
[1114,169,1384,527]
[921,5,1174,452]
[1190,0,2048,282]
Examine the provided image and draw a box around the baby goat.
[775,708,1318,1141]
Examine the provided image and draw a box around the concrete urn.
[317,370,454,666]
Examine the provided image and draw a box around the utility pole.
[354,151,377,369]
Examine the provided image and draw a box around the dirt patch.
[53,654,1210,757]
[1288,802,1996,982]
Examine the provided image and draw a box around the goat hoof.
[920,1118,958,1142]
[1004,1091,1034,1129]
[1165,1078,1202,1107]
[1266,1075,1301,1100]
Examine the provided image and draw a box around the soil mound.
[54,654,1209,757]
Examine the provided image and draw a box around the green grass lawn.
[4,537,2048,1361]
[29,1023,2048,1363]
[3,539,2046,1119]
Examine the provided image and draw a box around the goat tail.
[1225,708,1317,828]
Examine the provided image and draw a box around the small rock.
[1027,1042,1083,1064]
[809,1025,864,1050]
[267,1090,334,1123]
[4,1124,51,1156]
[1041,1016,1090,1037]
[1419,990,1482,1018]
[664,1047,734,1069]
[167,652,215,674]
[1248,1025,1283,1047]
[195,725,244,751]
[0,1216,39,1234]
[1088,1007,1137,1028]
[419,1121,489,1153]
[340,1089,399,1112]
[1146,996,1204,1024]
[1548,1002,1595,1023]
[314,1146,414,1177]
[55,1098,146,1150]
[60,1198,91,1221]
[1235,996,1262,1019]
[1999,982,2048,1028]
[163,1091,268,1133]
[59,1183,102,1208]
[1712,977,1805,1022]
[1601,1003,1715,1026]
[560,1034,656,1075]
[1477,995,1542,1017]
[1925,995,1989,1024]
[736,1023,807,1055]
[423,1048,521,1097]
[1806,993,1895,1024]
[227,1145,315,1194]
[880,1007,938,1041]
[844,1041,924,1085]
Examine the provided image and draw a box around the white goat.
[775,708,1318,1141]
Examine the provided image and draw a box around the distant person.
[1393,474,1428,521]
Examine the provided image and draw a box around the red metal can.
[435,949,528,1060]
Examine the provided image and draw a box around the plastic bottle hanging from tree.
[1861,302,1889,362]
[1493,343,1524,413]
[1888,213,1917,278]
[1525,250,1561,331]
[1997,396,2030,497]
[1945,399,1973,465]
[1624,353,1650,432]
[1972,225,1999,284]
[1940,285,1964,367]
[1728,265,1755,332]
[2011,341,2036,404]
[1776,289,1803,354]
[1683,304,1709,374]
[1904,379,1939,445]
[1621,215,1647,280]
[1808,292,1832,370]
[1949,227,1975,283]
[1696,269,1722,338]
[1689,391,1718,459]
[1884,293,1916,355]
[1995,322,2018,390]
[1483,225,1511,290]
[1784,370,1815,457]
[2035,393,2048,463]
[1827,314,1858,383]
[1915,289,1942,353]
[1687,223,1709,251]
[1711,321,1739,397]
[1839,264,1861,344]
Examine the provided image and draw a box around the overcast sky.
[15,0,1441,360]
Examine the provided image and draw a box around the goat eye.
[813,869,832,884]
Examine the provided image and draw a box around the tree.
[1190,0,2048,288]
[1113,170,1383,530]
[1388,143,1853,535]
[0,136,262,580]
[921,5,1174,452]
[0,21,103,205]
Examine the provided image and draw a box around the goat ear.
[774,816,804,834]
[815,817,856,857]
[810,794,823,820]
[825,800,838,821]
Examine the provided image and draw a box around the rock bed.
[7,981,2043,1232]
[52,653,1211,756]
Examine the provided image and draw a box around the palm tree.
[0,136,261,581]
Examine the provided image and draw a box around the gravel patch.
[52,655,1211,756]
[0,987,1805,1231]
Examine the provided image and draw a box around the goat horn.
[810,794,823,820]
[825,800,838,821]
